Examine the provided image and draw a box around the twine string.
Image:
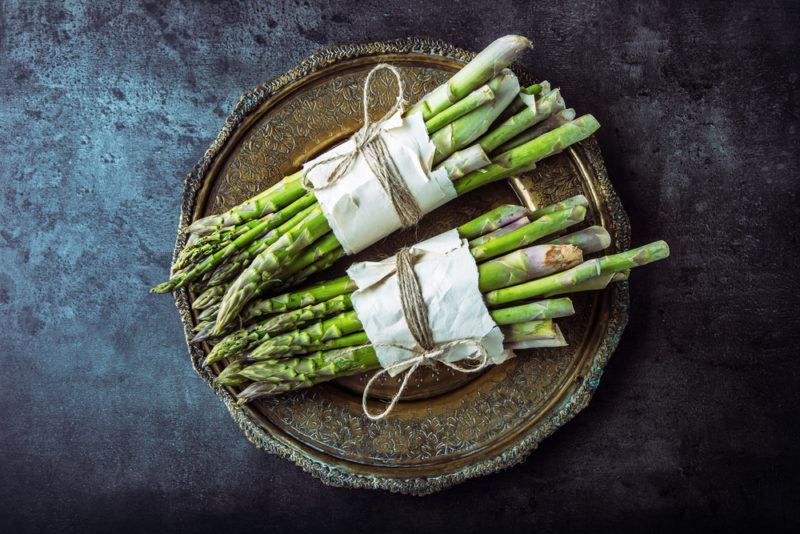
[302,64,423,228]
[360,246,490,421]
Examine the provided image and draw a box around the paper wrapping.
[347,229,511,376]
[302,111,457,254]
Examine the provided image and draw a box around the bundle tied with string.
[346,229,512,420]
[302,64,462,254]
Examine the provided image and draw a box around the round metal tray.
[172,37,630,495]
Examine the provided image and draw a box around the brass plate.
[171,37,630,495]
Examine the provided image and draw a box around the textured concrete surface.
[1,1,798,532]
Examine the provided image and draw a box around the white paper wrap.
[302,111,457,254]
[347,229,511,376]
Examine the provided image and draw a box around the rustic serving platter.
[172,37,630,494]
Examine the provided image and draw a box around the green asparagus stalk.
[456,204,530,239]
[407,35,532,120]
[213,206,333,332]
[434,145,492,180]
[424,85,495,133]
[489,298,574,324]
[203,294,353,363]
[478,244,583,291]
[501,319,556,343]
[242,276,358,320]
[484,241,670,306]
[545,270,629,296]
[192,283,230,310]
[470,206,587,261]
[452,115,601,196]
[548,226,611,254]
[188,171,307,236]
[152,194,318,292]
[430,69,520,163]
[495,108,576,153]
[507,323,567,349]
[529,194,588,220]
[494,83,544,124]
[467,217,529,247]
[476,87,565,153]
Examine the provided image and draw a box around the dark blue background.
[1,1,798,532]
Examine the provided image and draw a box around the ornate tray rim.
[170,37,630,495]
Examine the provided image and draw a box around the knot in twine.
[361,247,490,420]
[302,64,423,228]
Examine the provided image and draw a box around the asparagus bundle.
[204,200,590,365]
[202,198,668,403]
[151,35,602,339]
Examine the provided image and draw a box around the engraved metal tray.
[172,37,630,495]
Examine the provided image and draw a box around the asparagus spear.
[494,83,544,124]
[456,204,530,239]
[470,206,587,261]
[467,217,530,247]
[152,194,318,293]
[203,294,353,364]
[529,194,588,220]
[430,69,520,163]
[452,115,601,195]
[235,200,576,324]
[247,242,582,360]
[548,226,611,254]
[192,283,230,310]
[407,35,532,120]
[424,85,495,133]
[188,171,307,236]
[496,108,576,153]
[476,86,566,153]
[483,241,670,306]
[214,206,333,332]
[478,244,583,291]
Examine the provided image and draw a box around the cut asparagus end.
[408,35,532,120]
[548,226,612,255]
[437,145,492,180]
[456,204,531,239]
[425,85,495,134]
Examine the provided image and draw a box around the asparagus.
[478,244,583,291]
[468,217,530,247]
[501,319,557,343]
[192,35,533,240]
[434,145,492,180]
[192,283,229,310]
[424,85,495,133]
[496,108,577,153]
[243,276,358,319]
[508,323,567,349]
[247,242,582,360]
[430,69,520,163]
[483,241,670,306]
[456,204,530,239]
[214,206,333,332]
[203,294,353,364]
[407,35,532,120]
[548,226,611,255]
[188,171,307,236]
[470,206,587,261]
[545,270,629,296]
[152,194,317,292]
[495,83,543,124]
[452,115,601,196]
[476,86,566,154]
[234,200,577,325]
[489,298,574,324]
[529,194,588,220]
